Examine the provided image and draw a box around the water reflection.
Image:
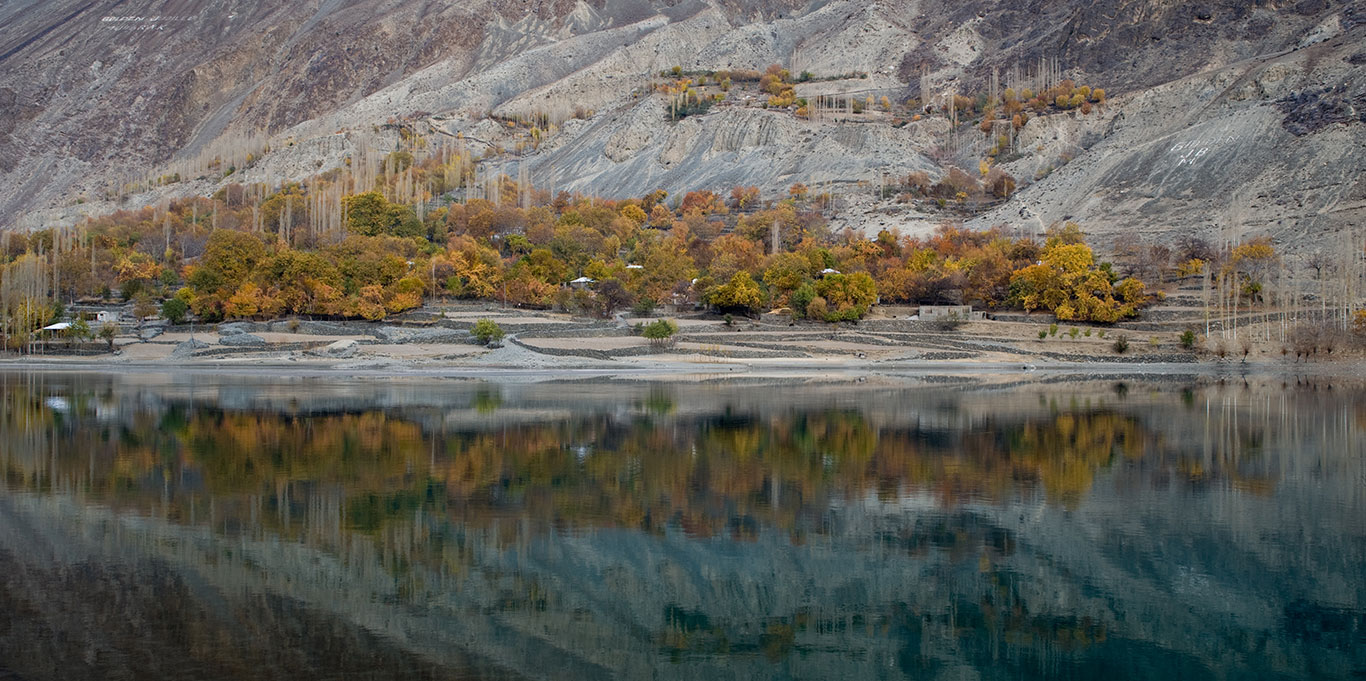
[0,373,1362,680]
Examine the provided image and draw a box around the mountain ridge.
[1,0,1361,250]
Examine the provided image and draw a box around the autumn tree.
[707,271,764,315]
[1008,236,1140,322]
[186,230,267,321]
[813,272,877,322]
[596,278,633,317]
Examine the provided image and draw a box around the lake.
[0,371,1362,680]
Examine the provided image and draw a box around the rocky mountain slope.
[1,0,1361,249]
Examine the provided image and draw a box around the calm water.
[0,372,1362,680]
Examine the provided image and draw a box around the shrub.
[632,298,656,316]
[161,297,189,325]
[1180,329,1196,349]
[790,282,816,319]
[472,319,504,346]
[985,168,1017,198]
[1112,335,1129,354]
[98,323,118,351]
[1048,323,1058,336]
[1038,329,1048,340]
[1068,327,1079,338]
[805,296,829,321]
[642,319,678,348]
[933,312,966,331]
[1084,328,1092,337]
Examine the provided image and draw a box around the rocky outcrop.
[310,339,359,358]
[1,0,1357,255]
[170,338,210,359]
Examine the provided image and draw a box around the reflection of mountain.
[0,374,1363,680]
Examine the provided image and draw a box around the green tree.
[642,318,679,348]
[196,230,266,289]
[343,192,422,238]
[98,323,118,351]
[472,319,504,346]
[69,317,92,341]
[161,297,189,325]
[763,253,814,305]
[814,272,877,321]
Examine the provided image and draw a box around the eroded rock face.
[1278,86,1366,136]
[970,35,1366,250]
[0,0,1358,251]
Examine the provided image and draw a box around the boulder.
[170,338,210,359]
[218,322,252,336]
[310,339,358,359]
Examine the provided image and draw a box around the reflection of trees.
[188,410,424,496]
[3,392,1161,549]
[7,381,1362,563]
[2,377,1363,680]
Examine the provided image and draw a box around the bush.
[472,319,504,346]
[1180,329,1196,349]
[98,323,118,351]
[790,282,816,318]
[1048,323,1058,337]
[632,298,656,316]
[1112,335,1129,354]
[933,312,966,331]
[161,297,189,325]
[1038,329,1048,340]
[805,296,828,321]
[1068,327,1079,338]
[642,319,679,348]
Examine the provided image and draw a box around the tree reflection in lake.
[0,373,1362,680]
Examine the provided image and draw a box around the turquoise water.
[0,372,1362,680]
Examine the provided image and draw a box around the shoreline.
[2,355,1358,384]
[8,305,1361,384]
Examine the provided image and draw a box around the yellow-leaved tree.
[1010,226,1145,322]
